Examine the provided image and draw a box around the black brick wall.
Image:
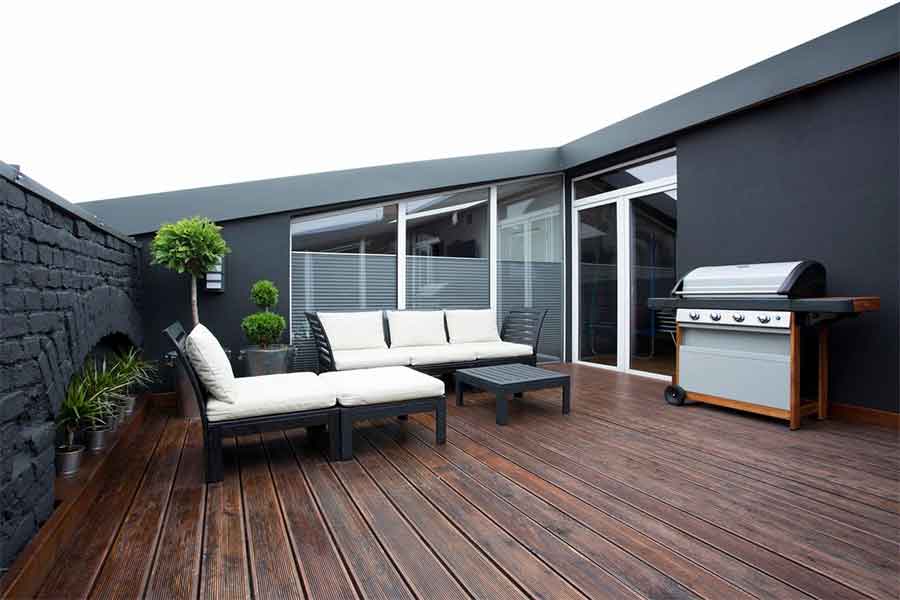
[0,171,143,570]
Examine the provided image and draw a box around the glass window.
[574,154,676,200]
[630,190,677,375]
[497,176,564,361]
[578,203,617,366]
[290,205,398,370]
[406,188,490,310]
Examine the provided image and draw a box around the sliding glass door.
[572,152,676,378]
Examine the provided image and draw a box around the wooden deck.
[9,364,900,599]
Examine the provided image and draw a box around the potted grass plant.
[56,372,114,474]
[241,280,289,375]
[80,358,128,452]
[111,347,157,416]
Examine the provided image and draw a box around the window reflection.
[574,154,676,200]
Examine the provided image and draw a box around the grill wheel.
[664,385,686,406]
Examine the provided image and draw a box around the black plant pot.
[244,345,290,376]
[56,445,85,477]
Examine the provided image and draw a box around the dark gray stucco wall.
[677,59,899,413]
[137,211,291,370]
[0,173,142,569]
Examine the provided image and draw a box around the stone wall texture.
[0,171,142,569]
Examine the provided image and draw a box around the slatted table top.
[456,363,570,388]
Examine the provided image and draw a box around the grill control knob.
[733,313,745,323]
[757,314,771,324]
[710,312,721,322]
[689,311,700,321]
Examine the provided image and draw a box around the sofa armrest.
[305,312,336,372]
[500,309,548,354]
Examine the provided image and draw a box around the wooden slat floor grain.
[20,364,899,600]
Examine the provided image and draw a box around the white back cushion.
[386,310,447,347]
[444,309,501,344]
[184,324,236,404]
[318,311,387,351]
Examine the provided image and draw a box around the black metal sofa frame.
[164,322,446,481]
[305,308,548,376]
[165,322,340,482]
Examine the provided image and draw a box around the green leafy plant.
[241,312,286,347]
[81,358,130,427]
[57,365,121,448]
[250,280,279,311]
[113,347,158,395]
[241,279,286,347]
[150,217,230,327]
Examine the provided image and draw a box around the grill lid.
[672,260,826,298]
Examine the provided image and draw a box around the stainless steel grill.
[648,260,879,429]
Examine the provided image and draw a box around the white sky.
[1,1,894,203]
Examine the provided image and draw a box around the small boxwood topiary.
[250,279,278,310]
[241,312,286,347]
[242,279,286,347]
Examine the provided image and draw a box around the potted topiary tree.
[241,280,289,375]
[150,217,229,416]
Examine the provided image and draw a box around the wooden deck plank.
[237,434,304,600]
[404,417,809,600]
[262,431,359,600]
[430,411,873,600]
[392,422,763,600]
[144,419,207,600]
[89,417,190,599]
[34,413,170,599]
[366,426,674,600]
[480,399,900,558]
[200,436,251,600]
[354,427,589,600]
[329,438,471,600]
[17,364,900,600]
[531,403,900,540]
[292,436,416,600]
[350,430,532,600]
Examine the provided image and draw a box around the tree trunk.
[190,275,199,327]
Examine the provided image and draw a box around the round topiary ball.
[250,280,279,311]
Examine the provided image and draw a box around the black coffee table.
[455,363,570,425]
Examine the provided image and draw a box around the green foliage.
[58,362,122,448]
[150,216,230,277]
[250,280,279,311]
[113,347,158,394]
[241,311,286,347]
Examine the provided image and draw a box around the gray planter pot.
[244,345,290,376]
[56,445,85,477]
[120,393,137,416]
[87,427,112,453]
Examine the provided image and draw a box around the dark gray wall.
[137,212,290,373]
[0,174,142,569]
[678,59,899,413]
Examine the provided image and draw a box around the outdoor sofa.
[164,322,446,482]
[305,308,548,375]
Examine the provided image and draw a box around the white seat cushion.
[319,366,445,407]
[184,324,236,404]
[332,348,411,370]
[458,341,534,360]
[444,309,501,344]
[318,311,387,351]
[206,372,336,422]
[408,344,477,366]
[386,310,447,347]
